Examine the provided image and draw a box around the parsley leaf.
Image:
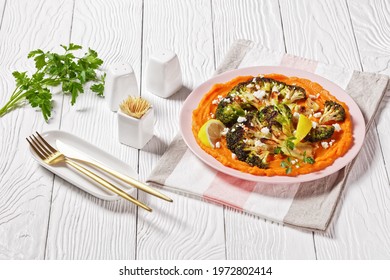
[0,44,106,121]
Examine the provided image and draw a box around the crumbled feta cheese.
[232,153,237,159]
[332,123,342,132]
[321,141,329,149]
[223,98,231,103]
[237,116,247,123]
[210,113,215,118]
[254,140,264,147]
[316,93,320,98]
[221,127,229,136]
[309,94,317,99]
[329,141,333,146]
[253,90,267,100]
[312,121,318,129]
[211,99,219,105]
[246,83,254,88]
[215,142,221,148]
[293,112,300,119]
[272,85,279,92]
[295,165,300,168]
[331,139,335,143]
[313,112,322,118]
[260,127,270,134]
[291,159,298,165]
[255,84,260,90]
[231,128,236,132]
[217,95,223,100]
[252,78,257,83]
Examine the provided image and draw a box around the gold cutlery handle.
[70,158,172,202]
[65,159,152,212]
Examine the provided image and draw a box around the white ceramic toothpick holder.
[117,107,154,149]
[146,50,182,98]
[104,62,138,111]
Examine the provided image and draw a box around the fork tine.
[36,132,57,153]
[26,137,45,160]
[31,135,52,157]
[29,136,48,157]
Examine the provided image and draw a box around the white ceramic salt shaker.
[104,62,138,111]
[117,107,154,149]
[146,50,182,98]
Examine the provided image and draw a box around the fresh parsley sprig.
[0,43,106,121]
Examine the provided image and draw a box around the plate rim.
[179,66,366,184]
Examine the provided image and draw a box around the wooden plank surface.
[136,0,226,260]
[0,0,6,28]
[0,0,389,260]
[44,0,142,259]
[0,0,73,259]
[212,0,316,260]
[347,0,390,258]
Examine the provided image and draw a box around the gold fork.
[27,132,152,212]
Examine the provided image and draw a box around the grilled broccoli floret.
[225,123,270,169]
[258,105,279,124]
[290,87,306,102]
[319,101,346,124]
[266,120,314,160]
[304,125,335,142]
[228,80,264,109]
[226,123,245,151]
[306,98,320,112]
[268,103,294,136]
[215,99,245,127]
[246,150,270,169]
[252,77,273,92]
[280,85,306,103]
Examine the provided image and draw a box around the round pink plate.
[179,66,365,183]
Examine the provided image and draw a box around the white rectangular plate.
[28,130,137,200]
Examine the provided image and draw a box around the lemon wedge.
[294,114,312,144]
[198,119,226,148]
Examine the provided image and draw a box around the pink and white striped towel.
[147,40,389,231]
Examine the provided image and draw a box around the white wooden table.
[0,0,389,260]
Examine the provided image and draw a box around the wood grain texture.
[0,0,6,29]
[347,0,390,74]
[1,0,389,260]
[0,0,73,259]
[212,0,285,67]
[213,0,316,260]
[279,0,390,259]
[280,0,361,70]
[347,0,390,259]
[348,0,390,177]
[44,0,142,259]
[225,210,315,259]
[137,0,226,260]
[315,127,390,259]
